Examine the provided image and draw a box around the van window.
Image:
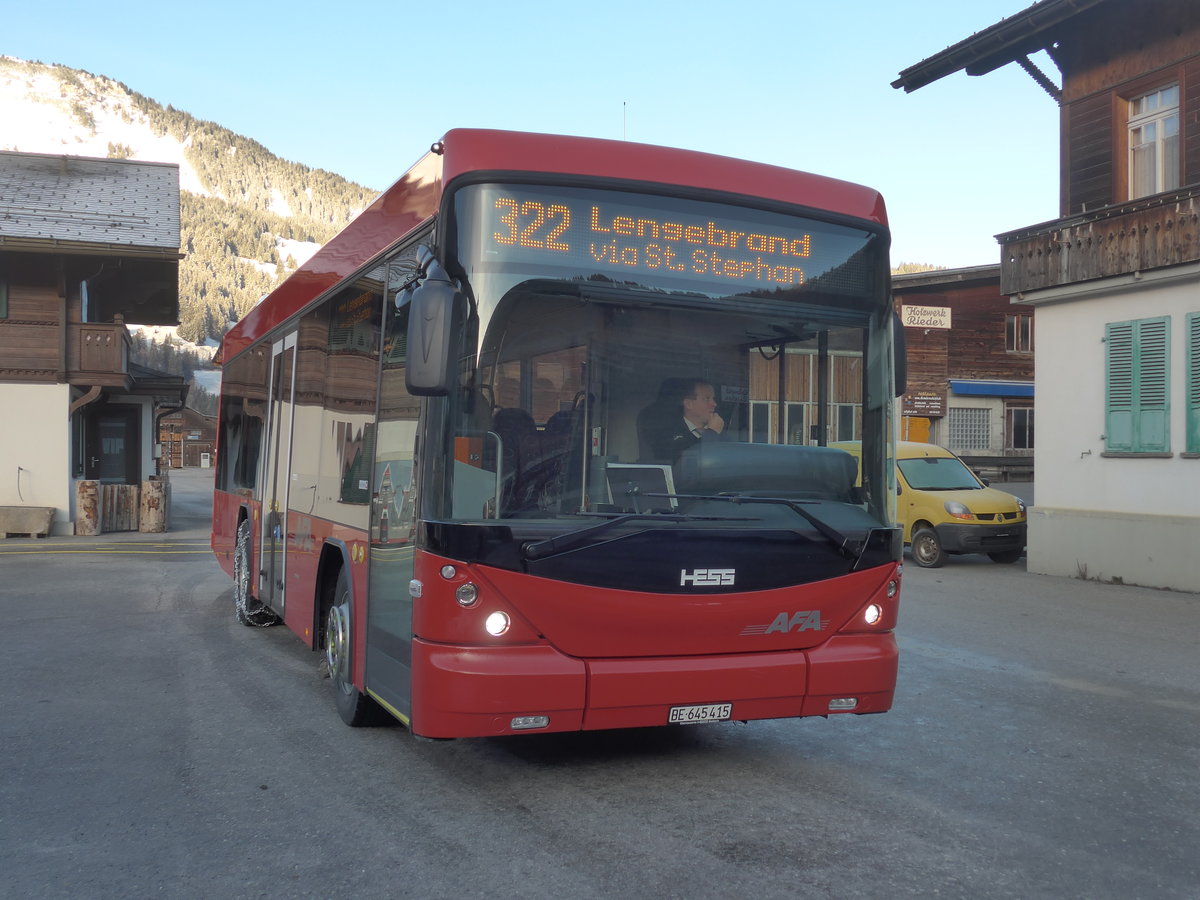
[897,457,980,491]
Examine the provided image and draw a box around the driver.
[639,378,725,462]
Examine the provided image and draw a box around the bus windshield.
[427,182,896,556]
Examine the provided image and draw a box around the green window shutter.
[0,279,8,319]
[1187,312,1200,454]
[1105,321,1135,451]
[1106,317,1170,453]
[1136,317,1170,452]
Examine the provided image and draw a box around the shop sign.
[902,305,952,329]
[902,390,947,417]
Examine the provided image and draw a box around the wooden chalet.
[894,265,1034,480]
[0,151,186,535]
[158,407,217,469]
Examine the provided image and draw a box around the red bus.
[212,129,903,739]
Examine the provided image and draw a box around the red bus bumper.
[410,633,897,739]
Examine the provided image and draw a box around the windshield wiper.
[521,511,753,561]
[658,493,863,559]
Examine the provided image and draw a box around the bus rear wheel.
[325,567,382,726]
[233,519,278,627]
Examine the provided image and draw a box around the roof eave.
[890,0,1107,93]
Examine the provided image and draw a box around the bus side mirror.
[893,311,908,397]
[406,259,464,396]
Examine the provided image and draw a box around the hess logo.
[740,610,826,636]
[680,568,735,586]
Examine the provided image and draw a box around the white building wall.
[1019,264,1200,593]
[0,384,73,533]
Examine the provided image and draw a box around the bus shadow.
[473,722,751,766]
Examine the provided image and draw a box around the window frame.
[1126,82,1180,200]
[1006,404,1034,451]
[1005,313,1033,353]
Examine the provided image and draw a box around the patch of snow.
[269,186,292,217]
[127,324,217,360]
[0,59,208,194]
[240,256,279,278]
[276,236,320,267]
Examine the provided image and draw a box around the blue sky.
[4,0,1060,268]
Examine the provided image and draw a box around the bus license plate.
[668,703,732,724]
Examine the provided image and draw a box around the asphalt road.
[2,469,1196,899]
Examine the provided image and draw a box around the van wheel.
[910,527,946,568]
[988,549,1023,564]
[325,567,383,726]
[233,519,278,626]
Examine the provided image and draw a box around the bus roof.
[219,129,887,361]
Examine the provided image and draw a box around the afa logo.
[740,610,826,636]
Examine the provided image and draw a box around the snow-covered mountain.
[0,55,375,346]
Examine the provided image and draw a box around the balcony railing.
[68,322,131,386]
[998,186,1200,296]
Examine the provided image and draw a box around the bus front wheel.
[233,519,278,627]
[325,567,381,726]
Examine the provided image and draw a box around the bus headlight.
[864,603,882,625]
[455,582,479,607]
[484,611,510,636]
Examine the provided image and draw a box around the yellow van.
[832,441,1027,568]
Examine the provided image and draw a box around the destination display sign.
[459,184,875,297]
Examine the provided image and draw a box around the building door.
[259,333,297,612]
[85,405,140,484]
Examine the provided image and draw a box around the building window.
[1187,312,1200,455]
[1006,314,1033,353]
[1008,406,1034,450]
[1128,84,1179,199]
[0,279,7,318]
[947,407,990,451]
[749,401,809,444]
[1105,317,1170,453]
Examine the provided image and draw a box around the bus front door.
[260,332,297,613]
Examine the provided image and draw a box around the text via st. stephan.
[491,197,812,286]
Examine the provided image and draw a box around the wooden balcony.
[67,321,132,387]
[998,186,1200,296]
